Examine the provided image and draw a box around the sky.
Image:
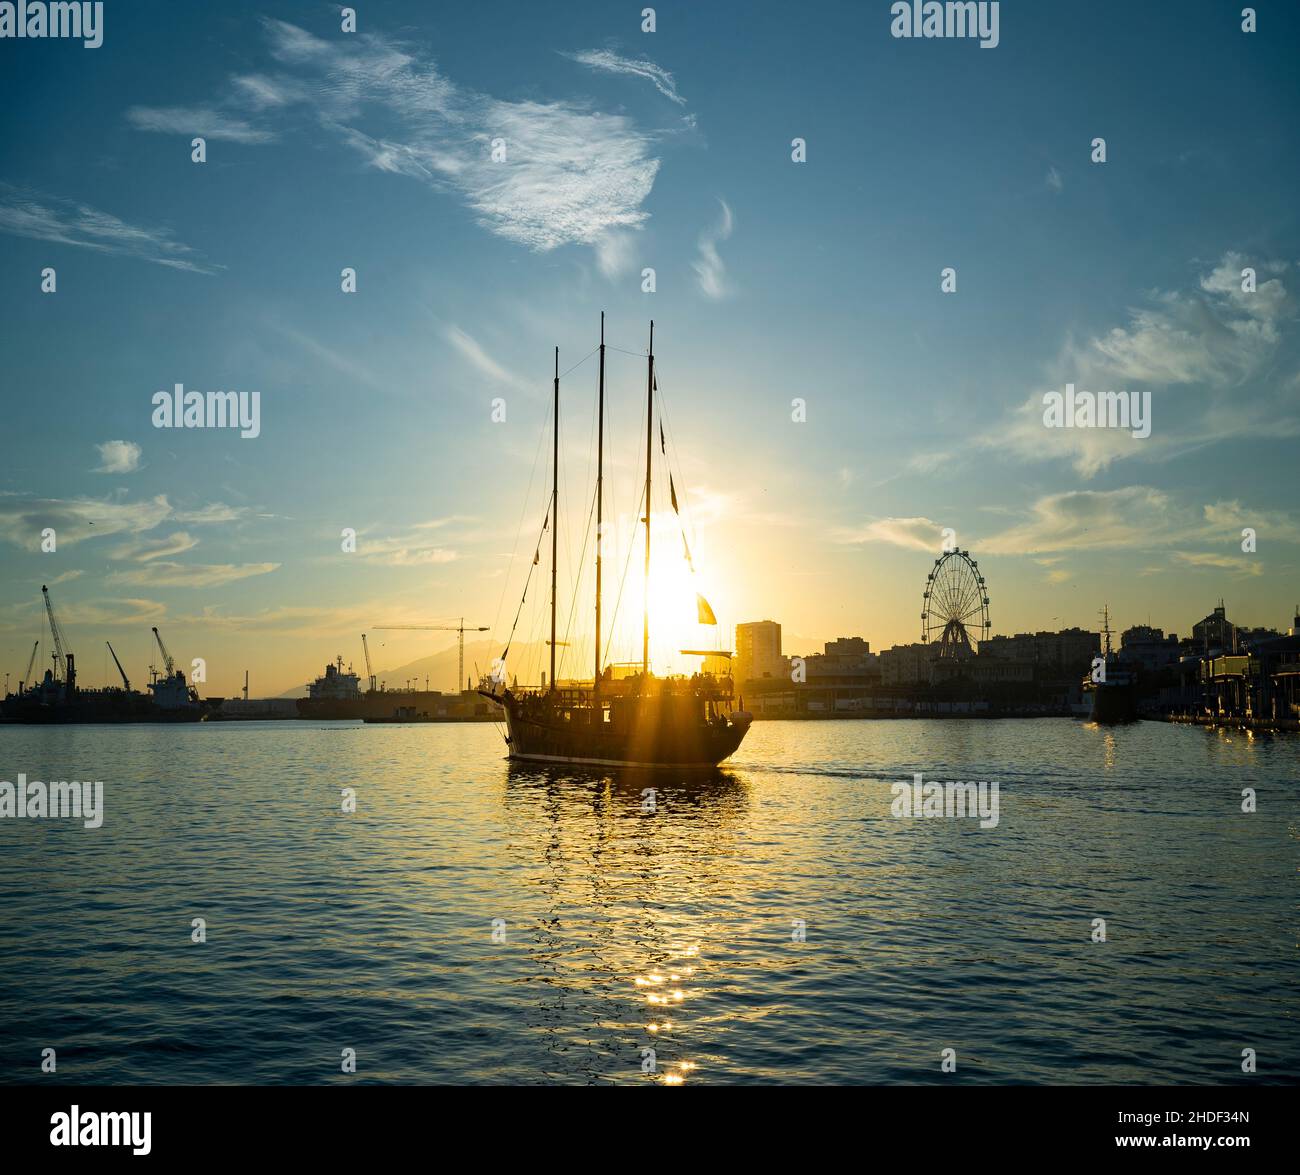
[1,0,1297,696]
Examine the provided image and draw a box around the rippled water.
[0,718,1296,1085]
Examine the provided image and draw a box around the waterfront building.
[879,641,936,686]
[802,637,878,684]
[1119,625,1181,674]
[930,656,1033,684]
[736,620,786,685]
[1187,601,1281,655]
[980,628,1098,672]
[1191,601,1234,652]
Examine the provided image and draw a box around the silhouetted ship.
[0,588,202,724]
[479,317,752,768]
[1084,606,1138,725]
[295,654,499,721]
[296,656,366,718]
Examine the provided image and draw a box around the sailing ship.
[478,317,752,768]
[1083,606,1138,725]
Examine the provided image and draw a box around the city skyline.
[2,1,1298,696]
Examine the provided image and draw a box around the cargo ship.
[0,588,203,724]
[295,656,366,719]
[1083,607,1138,725]
[478,317,752,768]
[295,654,499,720]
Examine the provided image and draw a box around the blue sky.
[1,0,1297,694]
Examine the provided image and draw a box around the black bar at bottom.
[3,1084,1291,1161]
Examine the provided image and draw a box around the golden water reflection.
[502,762,748,1083]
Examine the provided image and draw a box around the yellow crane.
[373,618,488,693]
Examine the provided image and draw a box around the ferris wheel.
[922,549,990,657]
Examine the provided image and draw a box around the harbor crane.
[152,626,176,679]
[106,642,131,691]
[374,618,488,693]
[360,633,377,693]
[42,584,75,690]
[21,639,39,692]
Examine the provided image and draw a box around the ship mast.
[595,312,605,693]
[643,321,654,677]
[550,346,559,693]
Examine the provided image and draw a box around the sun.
[642,545,725,676]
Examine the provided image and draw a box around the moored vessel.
[1083,606,1138,725]
[295,656,366,719]
[0,589,203,723]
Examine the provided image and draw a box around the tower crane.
[106,642,131,691]
[373,618,488,694]
[361,633,377,693]
[42,584,75,692]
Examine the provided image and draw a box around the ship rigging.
[480,317,751,768]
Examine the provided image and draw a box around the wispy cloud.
[231,74,303,110]
[93,440,141,474]
[836,516,947,552]
[565,48,687,106]
[1173,551,1264,576]
[1090,253,1287,386]
[0,494,258,553]
[0,185,216,273]
[594,229,638,279]
[352,518,464,568]
[110,532,199,562]
[692,199,733,299]
[142,20,666,257]
[0,492,172,551]
[986,252,1295,476]
[172,503,250,525]
[980,487,1173,555]
[978,487,1298,557]
[267,321,386,392]
[445,325,532,394]
[1045,166,1063,193]
[108,562,280,588]
[125,105,277,143]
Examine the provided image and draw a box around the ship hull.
[1088,683,1139,725]
[298,691,501,721]
[498,695,748,768]
[0,698,203,723]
